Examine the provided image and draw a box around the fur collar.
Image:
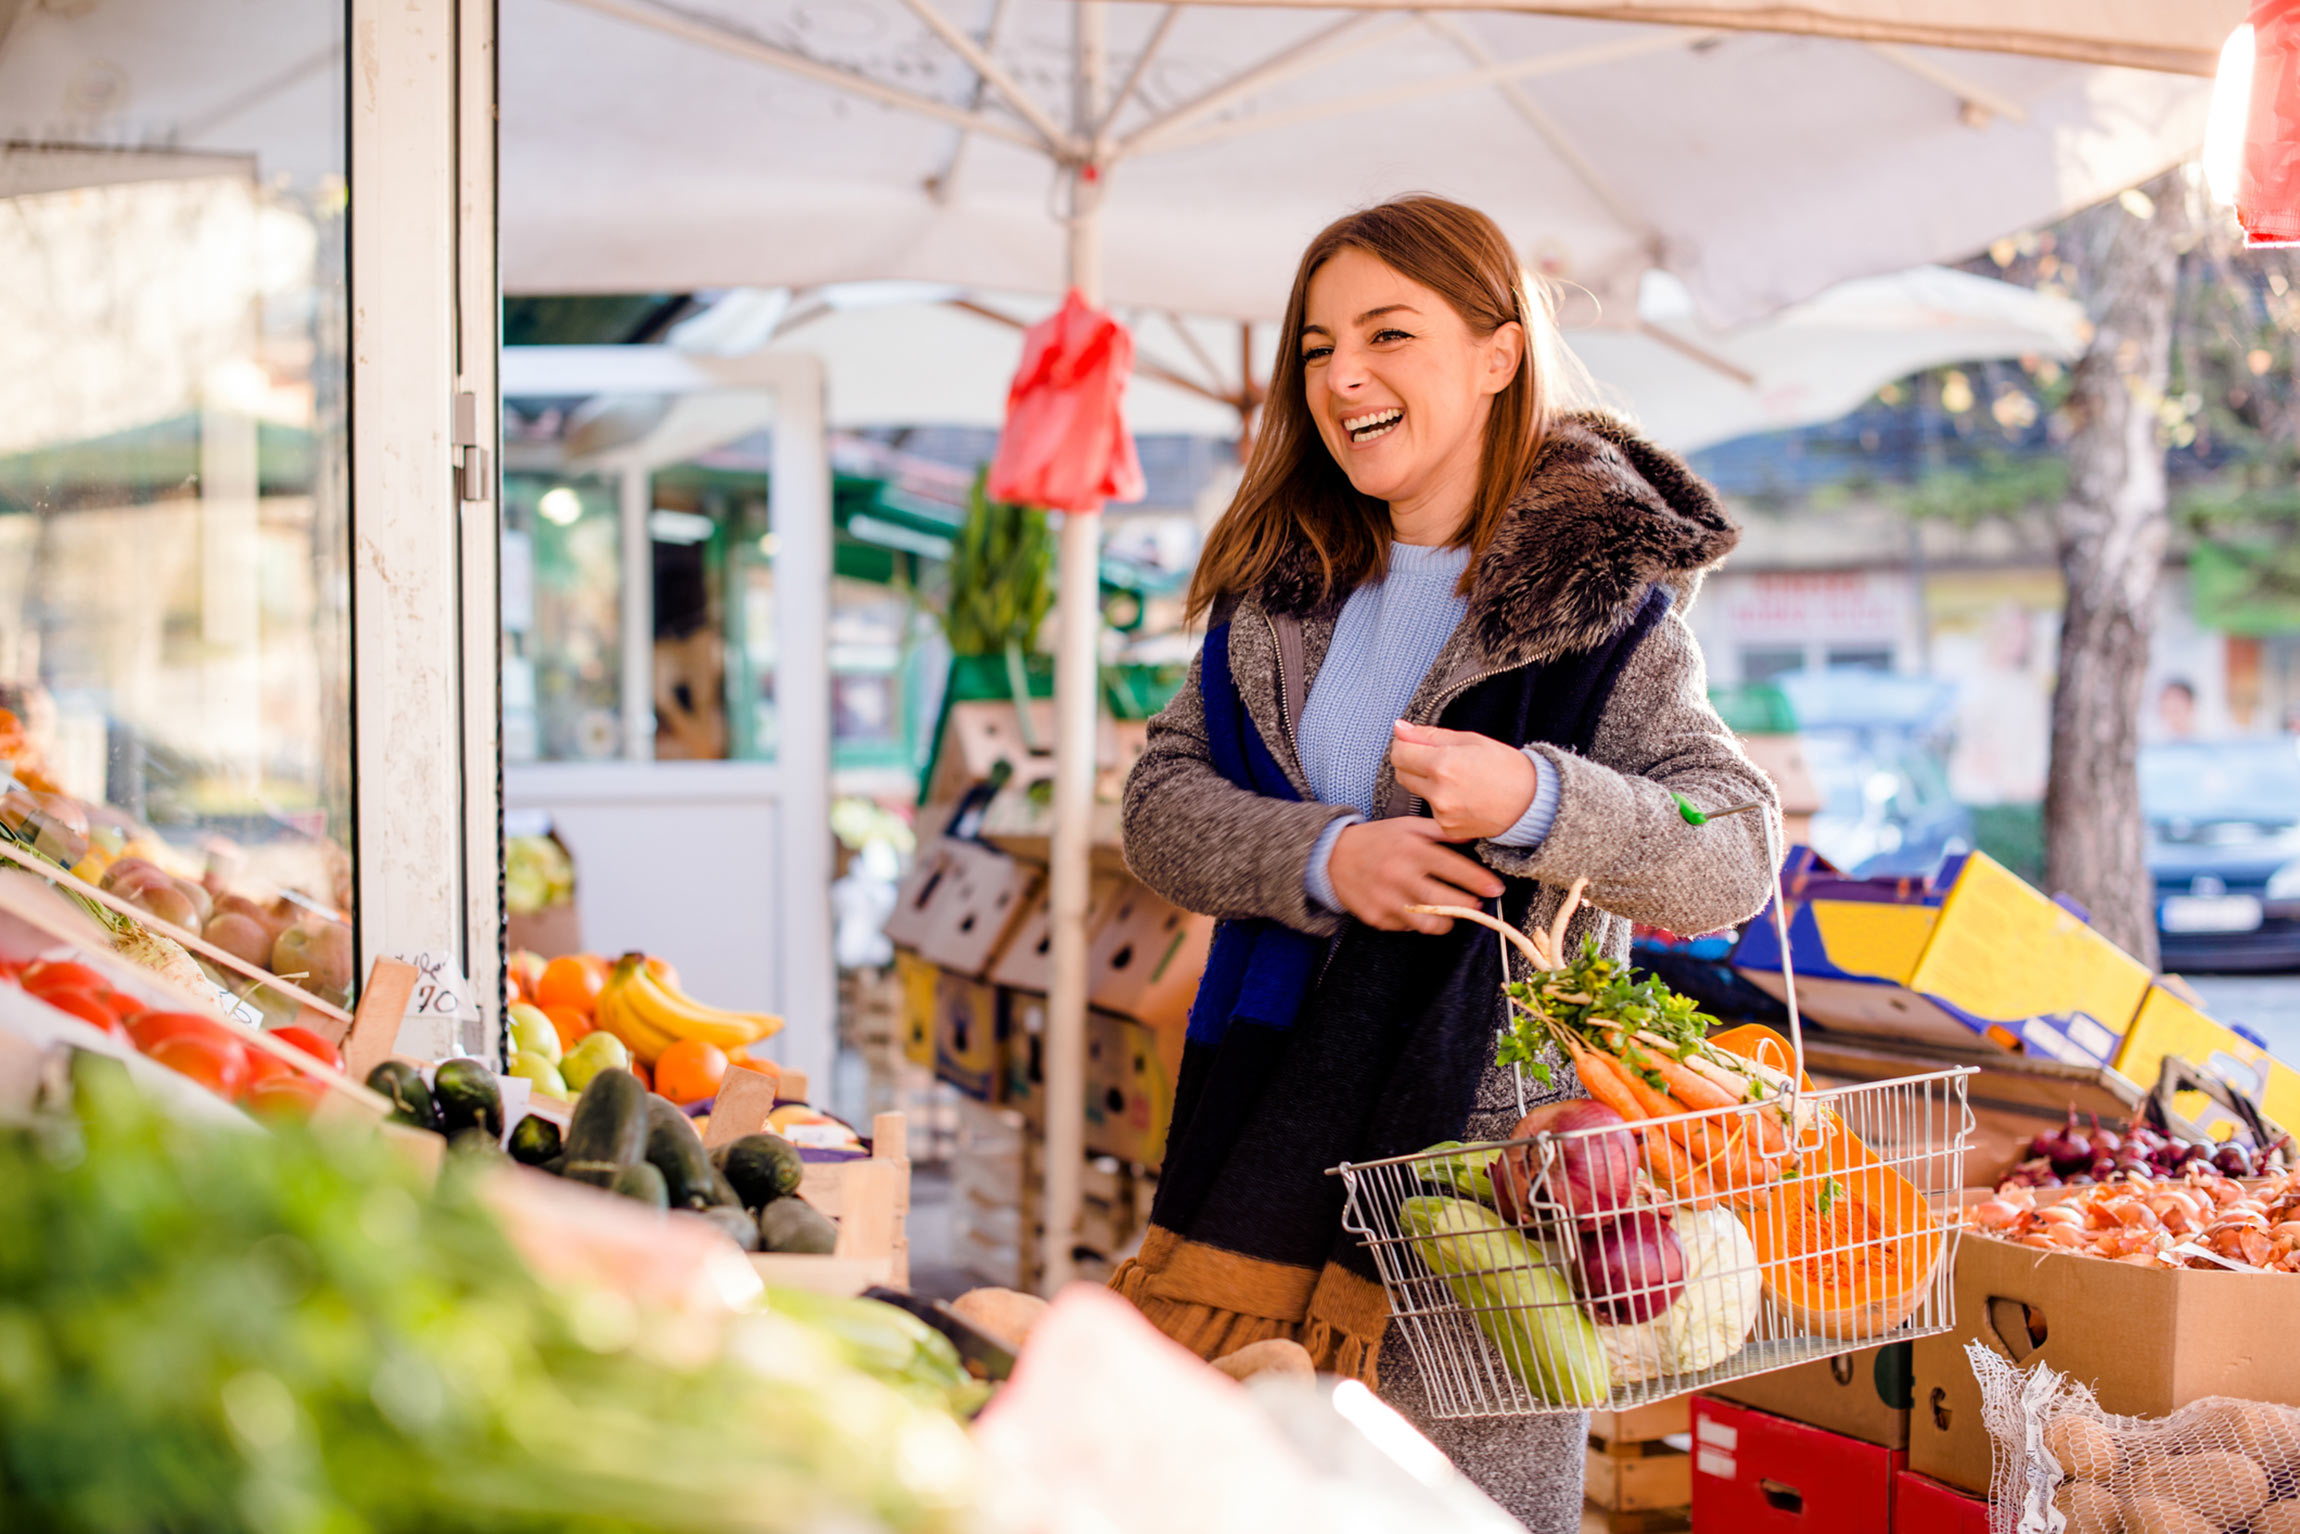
[1257,410,1739,666]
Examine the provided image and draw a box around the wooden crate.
[1585,1397,1692,1533]
[708,1079,912,1294]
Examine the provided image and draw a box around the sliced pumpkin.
[1712,1025,1946,1340]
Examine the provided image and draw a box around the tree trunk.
[2044,175,2194,968]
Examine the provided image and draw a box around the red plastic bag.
[987,289,1145,512]
[2240,0,2300,247]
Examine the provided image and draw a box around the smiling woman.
[1115,197,1779,1533]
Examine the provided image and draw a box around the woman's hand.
[1326,817,1504,933]
[1389,721,1538,841]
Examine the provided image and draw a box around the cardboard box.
[1704,1342,1913,1449]
[903,840,1040,980]
[989,871,1125,993]
[1691,1396,1902,1533]
[931,970,1004,1102]
[1734,851,2149,1068]
[1086,881,1213,1031]
[1892,1470,1991,1534]
[1908,1229,2300,1495]
[894,951,939,1068]
[1000,988,1046,1121]
[1083,1008,1182,1167]
[2116,982,2300,1134]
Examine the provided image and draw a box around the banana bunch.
[594,952,781,1067]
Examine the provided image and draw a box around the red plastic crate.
[1892,1469,1991,1534]
[1691,1395,1903,1532]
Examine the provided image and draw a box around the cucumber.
[714,1133,804,1210]
[643,1095,716,1210]
[759,1196,837,1254]
[610,1161,668,1209]
[688,1205,761,1251]
[563,1068,648,1187]
[431,1058,503,1139]
[1399,1195,1610,1406]
[706,1165,743,1209]
[540,1154,566,1176]
[447,1126,505,1162]
[507,1114,563,1167]
[365,1061,439,1133]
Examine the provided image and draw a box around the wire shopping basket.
[1329,800,1976,1417]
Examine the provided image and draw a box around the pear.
[509,1050,570,1102]
[507,1003,560,1064]
[559,1031,630,1094]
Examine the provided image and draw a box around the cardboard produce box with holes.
[1908,1229,2300,1495]
[988,871,1126,994]
[1692,1395,1903,1533]
[1732,850,2151,1069]
[894,950,939,1068]
[1703,1341,1914,1450]
[895,838,1040,980]
[1084,1006,1182,1167]
[930,969,1005,1103]
[1086,880,1214,1033]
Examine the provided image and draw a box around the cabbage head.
[1596,1206,1760,1383]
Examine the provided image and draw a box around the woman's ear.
[1482,320,1526,396]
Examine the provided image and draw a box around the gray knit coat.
[1120,411,1781,1531]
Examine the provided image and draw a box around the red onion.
[1493,1101,1640,1230]
[1580,1209,1686,1324]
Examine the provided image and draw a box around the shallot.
[1969,1166,2300,1272]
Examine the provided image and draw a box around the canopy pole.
[1041,0,1106,1297]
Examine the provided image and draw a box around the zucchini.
[714,1133,804,1210]
[563,1068,648,1186]
[507,1114,563,1167]
[610,1161,668,1209]
[688,1205,760,1251]
[447,1127,505,1162]
[759,1197,836,1254]
[642,1095,716,1209]
[431,1058,503,1139]
[1398,1195,1610,1406]
[365,1061,439,1133]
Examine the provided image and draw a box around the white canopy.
[694,263,2084,450]
[508,0,2211,326]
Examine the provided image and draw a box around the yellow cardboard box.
[2115,983,2300,1134]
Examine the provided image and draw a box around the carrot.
[1643,1051,1739,1113]
[1558,1034,1652,1122]
[1641,1128,1720,1211]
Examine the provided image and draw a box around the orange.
[728,1053,781,1090]
[536,955,605,1015]
[543,1003,592,1052]
[654,1038,729,1106]
[628,1056,651,1092]
[507,949,548,1000]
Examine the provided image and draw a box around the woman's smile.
[1341,406,1405,445]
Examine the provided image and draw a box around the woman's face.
[1299,247,1523,517]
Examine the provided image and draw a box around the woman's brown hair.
[1186,195,1573,622]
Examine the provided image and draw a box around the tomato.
[21,959,111,998]
[37,986,126,1037]
[268,1025,343,1072]
[241,1049,297,1091]
[147,1033,249,1099]
[129,1012,252,1079]
[242,1072,328,1123]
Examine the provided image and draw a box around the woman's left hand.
[1389,721,1537,841]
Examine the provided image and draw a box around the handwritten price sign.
[390,949,482,1060]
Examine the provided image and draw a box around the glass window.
[502,470,622,763]
[0,4,354,1000]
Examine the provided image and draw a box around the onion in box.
[1597,1207,1760,1383]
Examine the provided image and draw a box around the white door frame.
[348,0,505,1054]
[497,345,837,1095]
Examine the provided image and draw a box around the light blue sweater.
[1300,540,1560,911]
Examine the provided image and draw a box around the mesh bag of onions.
[1969,1344,2300,1534]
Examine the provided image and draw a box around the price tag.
[206,982,265,1029]
[390,949,483,1061]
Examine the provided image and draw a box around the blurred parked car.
[1772,670,1974,877]
[2143,736,2300,973]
